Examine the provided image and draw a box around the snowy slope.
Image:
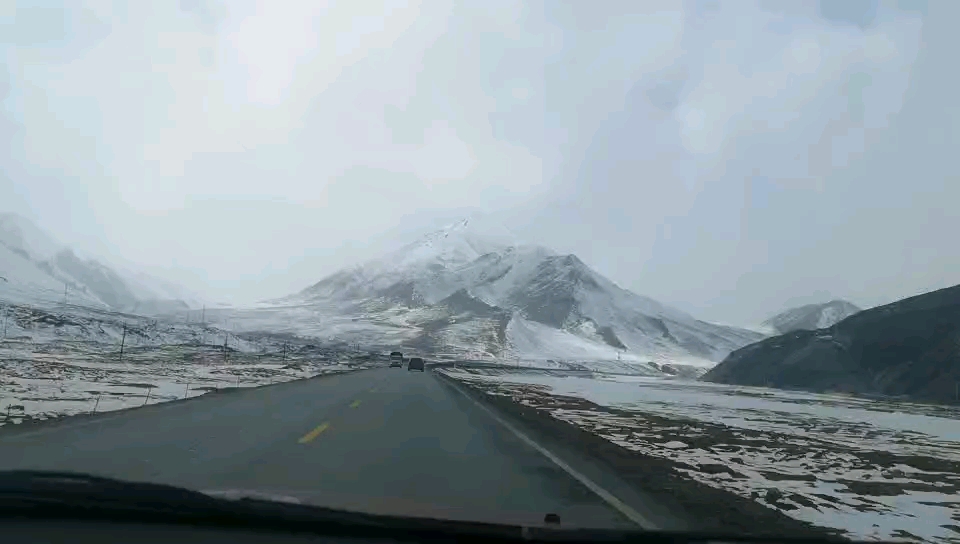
[0,213,62,261]
[0,242,99,307]
[760,300,861,334]
[298,218,516,303]
[0,213,198,313]
[123,270,202,305]
[292,219,764,367]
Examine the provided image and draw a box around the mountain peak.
[378,216,524,274]
[761,299,861,334]
[449,217,470,231]
[422,217,470,241]
[422,215,517,243]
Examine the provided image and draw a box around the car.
[407,357,425,372]
[389,351,403,368]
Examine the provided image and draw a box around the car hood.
[201,489,304,504]
[199,489,570,528]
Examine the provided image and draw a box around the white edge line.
[442,375,658,530]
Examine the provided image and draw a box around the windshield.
[1,0,958,541]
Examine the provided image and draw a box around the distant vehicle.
[389,352,403,368]
[408,357,425,372]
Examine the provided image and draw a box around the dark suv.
[407,357,425,372]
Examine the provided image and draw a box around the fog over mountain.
[0,213,202,313]
[1,1,957,325]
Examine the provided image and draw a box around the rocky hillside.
[703,284,960,404]
[293,219,764,368]
[761,300,861,334]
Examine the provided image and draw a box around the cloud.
[817,0,878,29]
[1,0,955,320]
[502,0,938,323]
[0,0,554,298]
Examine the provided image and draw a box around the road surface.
[0,367,637,529]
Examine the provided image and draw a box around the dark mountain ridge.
[703,284,960,404]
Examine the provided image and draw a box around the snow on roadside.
[0,298,378,429]
[490,374,960,457]
[0,343,369,427]
[439,369,960,544]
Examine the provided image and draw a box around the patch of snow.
[0,351,368,426]
[506,315,635,363]
[0,245,97,307]
[489,375,960,450]
[448,371,960,544]
[504,316,716,372]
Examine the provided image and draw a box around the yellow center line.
[298,422,330,444]
[349,399,362,409]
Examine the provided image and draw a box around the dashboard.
[4,520,389,544]
[0,518,857,544]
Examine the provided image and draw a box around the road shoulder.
[435,371,842,539]
[0,368,370,439]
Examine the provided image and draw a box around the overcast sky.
[1,0,957,324]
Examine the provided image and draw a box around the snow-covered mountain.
[0,213,200,314]
[760,300,861,334]
[291,219,764,368]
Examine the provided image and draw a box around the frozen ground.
[0,340,373,427]
[0,300,376,427]
[445,357,712,380]
[195,302,715,379]
[440,367,960,544]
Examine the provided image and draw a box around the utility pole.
[63,284,67,305]
[119,324,127,362]
[223,334,229,363]
[201,305,205,324]
[282,343,287,362]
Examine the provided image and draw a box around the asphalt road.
[0,366,636,529]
